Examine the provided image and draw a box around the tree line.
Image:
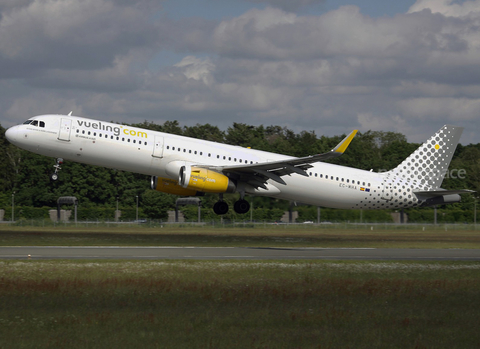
[0,121,478,222]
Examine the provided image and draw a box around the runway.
[1,246,480,260]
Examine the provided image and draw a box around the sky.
[1,0,480,144]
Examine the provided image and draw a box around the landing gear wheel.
[234,199,250,214]
[213,201,229,215]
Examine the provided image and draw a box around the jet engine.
[179,166,236,193]
[151,176,204,196]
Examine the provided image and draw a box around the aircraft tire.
[213,201,229,215]
[234,199,250,214]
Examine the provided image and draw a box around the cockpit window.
[23,120,45,127]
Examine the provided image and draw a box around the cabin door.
[152,136,164,158]
[58,118,72,141]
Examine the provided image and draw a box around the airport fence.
[0,218,478,231]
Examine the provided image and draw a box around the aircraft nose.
[5,126,19,144]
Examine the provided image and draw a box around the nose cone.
[5,126,19,144]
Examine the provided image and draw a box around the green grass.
[1,260,480,348]
[1,225,480,248]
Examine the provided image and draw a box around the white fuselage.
[6,114,420,210]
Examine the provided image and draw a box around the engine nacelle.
[179,166,236,193]
[151,176,204,196]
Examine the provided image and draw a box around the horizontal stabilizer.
[414,189,475,197]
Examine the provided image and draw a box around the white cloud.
[1,1,480,145]
[0,0,162,77]
[246,0,326,12]
[174,56,216,86]
[408,0,480,17]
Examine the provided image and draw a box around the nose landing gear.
[51,158,63,181]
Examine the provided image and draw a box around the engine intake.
[179,166,236,193]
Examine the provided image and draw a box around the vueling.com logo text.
[76,120,148,138]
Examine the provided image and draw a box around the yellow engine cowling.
[179,166,236,193]
[151,176,204,196]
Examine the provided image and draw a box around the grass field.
[1,260,480,348]
[1,224,480,248]
[1,225,479,348]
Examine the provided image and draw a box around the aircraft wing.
[205,129,358,188]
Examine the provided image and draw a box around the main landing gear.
[213,194,250,215]
[51,158,63,181]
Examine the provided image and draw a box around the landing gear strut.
[51,158,63,181]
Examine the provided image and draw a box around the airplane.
[5,113,474,215]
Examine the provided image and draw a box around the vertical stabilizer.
[387,125,463,190]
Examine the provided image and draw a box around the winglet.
[332,130,358,154]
